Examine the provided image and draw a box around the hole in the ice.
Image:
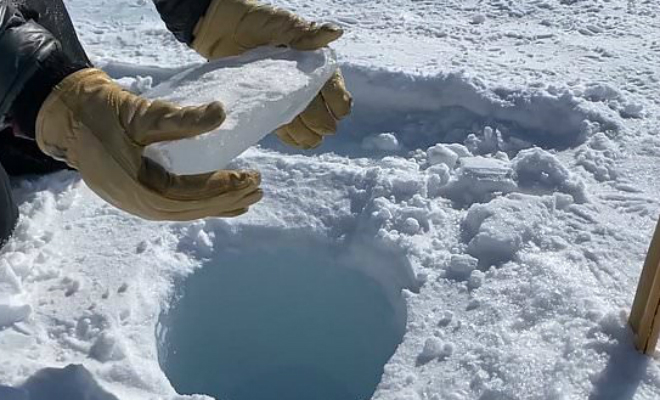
[158,238,411,400]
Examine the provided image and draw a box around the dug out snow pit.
[298,67,618,159]
[158,241,410,400]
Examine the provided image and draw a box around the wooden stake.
[630,218,660,354]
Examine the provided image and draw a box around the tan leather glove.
[36,68,262,221]
[192,0,352,149]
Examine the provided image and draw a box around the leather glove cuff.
[35,68,103,168]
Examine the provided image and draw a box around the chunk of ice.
[143,47,338,174]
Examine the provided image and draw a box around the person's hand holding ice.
[9,0,352,224]
[36,69,262,221]
[189,0,353,149]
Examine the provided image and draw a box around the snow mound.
[427,144,459,168]
[0,365,120,400]
[446,254,478,281]
[143,47,338,174]
[513,148,587,203]
[18,365,118,400]
[462,194,553,266]
[417,337,454,365]
[0,260,31,328]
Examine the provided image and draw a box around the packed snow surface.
[143,47,337,174]
[2,0,660,399]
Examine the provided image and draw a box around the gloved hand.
[36,68,262,221]
[191,0,352,149]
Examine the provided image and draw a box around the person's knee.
[0,201,19,247]
[0,166,19,247]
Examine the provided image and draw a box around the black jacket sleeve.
[0,2,58,128]
[1,0,91,137]
[153,0,212,45]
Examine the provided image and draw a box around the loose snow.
[1,0,660,399]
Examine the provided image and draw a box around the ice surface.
[441,156,517,205]
[143,47,338,174]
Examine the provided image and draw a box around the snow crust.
[143,48,337,174]
[2,0,660,399]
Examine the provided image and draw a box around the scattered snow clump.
[418,337,454,364]
[362,133,402,152]
[462,194,551,265]
[441,157,517,205]
[447,254,478,281]
[0,261,31,328]
[427,144,459,168]
[426,164,451,197]
[512,148,586,202]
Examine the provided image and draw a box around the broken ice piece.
[143,47,338,175]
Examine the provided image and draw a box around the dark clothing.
[0,162,18,245]
[0,0,202,132]
[0,2,58,129]
[0,0,87,247]
[0,0,209,246]
[0,129,68,176]
[154,0,212,45]
[1,0,91,136]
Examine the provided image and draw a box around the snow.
[362,133,402,152]
[446,254,478,281]
[427,144,459,169]
[0,261,31,328]
[1,0,660,399]
[143,47,337,174]
[417,337,453,365]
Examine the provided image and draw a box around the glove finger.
[160,201,253,221]
[299,94,337,136]
[224,187,264,210]
[189,169,262,201]
[139,158,260,201]
[131,101,226,145]
[281,119,323,149]
[321,71,352,120]
[276,127,302,148]
[143,182,262,221]
[76,133,258,221]
[171,187,262,220]
[167,185,262,218]
[289,23,343,50]
[215,207,249,218]
[237,6,342,51]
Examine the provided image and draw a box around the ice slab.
[143,47,338,175]
[441,157,518,205]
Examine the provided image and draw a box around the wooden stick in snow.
[630,219,660,354]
